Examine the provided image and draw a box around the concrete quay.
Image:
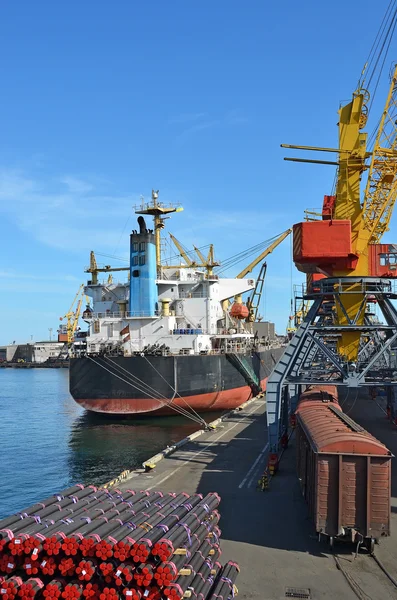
[114,396,385,600]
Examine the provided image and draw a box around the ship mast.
[135,190,183,276]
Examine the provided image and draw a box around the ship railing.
[84,311,160,319]
[179,292,206,298]
[171,328,250,336]
[160,272,205,282]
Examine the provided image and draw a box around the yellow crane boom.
[167,235,219,275]
[85,251,129,285]
[236,229,292,279]
[169,233,196,266]
[193,245,207,263]
[60,284,87,345]
[359,65,397,248]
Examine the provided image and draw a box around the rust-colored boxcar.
[296,399,392,550]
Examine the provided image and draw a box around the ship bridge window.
[132,242,138,252]
[139,242,146,252]
[133,256,139,266]
[132,270,140,277]
[139,255,145,266]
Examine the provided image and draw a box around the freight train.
[295,385,392,552]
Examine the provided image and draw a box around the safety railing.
[179,292,206,298]
[84,310,160,319]
[318,278,395,295]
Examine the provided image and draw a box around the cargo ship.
[69,191,285,415]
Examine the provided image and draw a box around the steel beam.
[265,277,397,473]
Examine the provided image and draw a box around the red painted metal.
[75,378,268,415]
[296,402,389,455]
[295,385,339,411]
[368,243,397,278]
[293,220,357,274]
[306,273,326,293]
[322,195,336,220]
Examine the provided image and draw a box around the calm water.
[0,369,204,519]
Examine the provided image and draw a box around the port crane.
[266,41,397,471]
[59,284,89,346]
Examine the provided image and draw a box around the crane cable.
[104,355,207,425]
[86,355,207,425]
[141,355,209,427]
[367,11,397,117]
[216,233,287,276]
[95,233,286,276]
[360,0,397,89]
[360,0,397,119]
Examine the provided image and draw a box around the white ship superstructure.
[83,267,256,356]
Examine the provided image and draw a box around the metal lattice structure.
[362,65,397,245]
[265,277,397,469]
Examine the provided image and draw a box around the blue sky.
[0,0,395,343]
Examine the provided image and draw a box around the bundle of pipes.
[0,485,239,600]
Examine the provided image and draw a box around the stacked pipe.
[0,485,239,600]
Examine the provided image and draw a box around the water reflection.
[0,368,224,519]
[67,410,219,486]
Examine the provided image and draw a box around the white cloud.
[60,176,94,194]
[0,168,288,279]
[0,168,138,253]
[170,109,249,144]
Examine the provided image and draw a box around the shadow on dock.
[176,408,330,558]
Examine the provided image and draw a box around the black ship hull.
[69,347,284,415]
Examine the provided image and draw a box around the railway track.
[334,550,397,600]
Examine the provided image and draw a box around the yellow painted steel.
[169,233,196,266]
[311,68,397,360]
[236,229,292,279]
[60,284,87,345]
[359,65,397,250]
[85,250,129,284]
[168,235,219,276]
[136,190,183,275]
[331,90,368,358]
[334,287,366,362]
[193,245,207,263]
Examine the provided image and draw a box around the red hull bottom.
[76,379,268,415]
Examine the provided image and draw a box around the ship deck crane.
[169,233,197,267]
[85,251,129,285]
[236,229,292,279]
[167,234,220,276]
